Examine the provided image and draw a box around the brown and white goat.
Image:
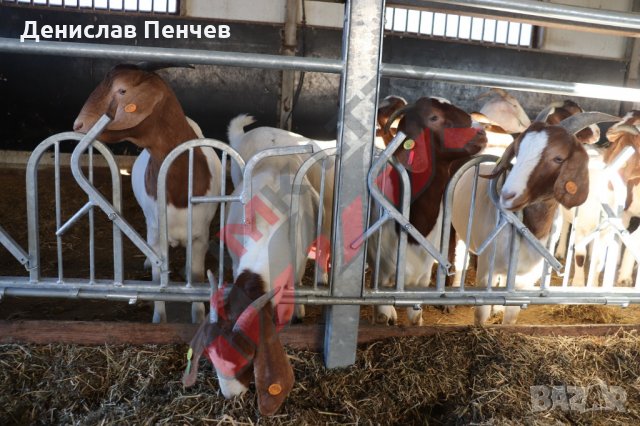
[74,64,222,323]
[370,97,487,325]
[451,112,616,324]
[184,120,321,413]
[603,111,640,284]
[183,272,294,416]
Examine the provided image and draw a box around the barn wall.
[0,4,629,152]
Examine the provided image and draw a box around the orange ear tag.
[565,181,578,195]
[124,103,137,113]
[403,139,416,150]
[268,383,282,396]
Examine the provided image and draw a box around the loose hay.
[549,305,623,324]
[1,329,638,425]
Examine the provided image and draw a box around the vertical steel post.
[324,0,384,368]
[279,0,299,130]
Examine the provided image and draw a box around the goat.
[546,101,606,285]
[451,112,616,324]
[470,89,529,157]
[477,88,531,134]
[370,97,488,325]
[602,111,640,284]
[182,271,294,416]
[73,64,222,324]
[225,96,408,280]
[182,126,320,412]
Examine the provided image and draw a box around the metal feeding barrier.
[3,0,640,367]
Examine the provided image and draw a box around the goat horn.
[534,101,565,122]
[559,112,620,135]
[607,124,640,137]
[232,286,282,335]
[383,104,413,135]
[136,62,196,72]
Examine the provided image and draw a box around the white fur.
[132,144,221,324]
[479,89,531,134]
[452,163,562,325]
[500,131,548,209]
[554,146,611,286]
[217,376,249,399]
[227,115,335,287]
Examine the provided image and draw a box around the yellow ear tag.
[565,181,578,195]
[403,139,416,150]
[185,347,193,374]
[268,383,282,396]
[124,103,137,113]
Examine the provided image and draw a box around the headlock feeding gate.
[2,0,640,367]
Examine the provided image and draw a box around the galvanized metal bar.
[380,63,640,103]
[1,277,639,305]
[218,151,228,290]
[459,164,481,290]
[4,37,640,102]
[88,144,95,284]
[186,147,194,287]
[27,132,81,282]
[393,156,412,293]
[0,225,29,267]
[505,212,521,292]
[70,116,164,275]
[424,0,640,31]
[157,138,246,287]
[561,208,578,288]
[487,177,563,272]
[290,147,337,292]
[440,155,499,293]
[388,0,640,36]
[54,141,64,283]
[56,201,93,236]
[314,157,329,288]
[324,0,383,369]
[365,132,451,269]
[0,38,342,74]
[241,145,313,204]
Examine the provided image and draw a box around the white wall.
[541,0,633,59]
[185,0,344,28]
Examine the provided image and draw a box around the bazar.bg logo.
[530,384,627,413]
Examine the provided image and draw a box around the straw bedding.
[1,328,638,425]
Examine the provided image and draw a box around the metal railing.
[3,0,640,368]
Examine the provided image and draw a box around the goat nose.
[73,120,83,132]
[502,190,516,201]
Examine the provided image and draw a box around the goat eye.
[554,156,564,164]
[117,89,127,95]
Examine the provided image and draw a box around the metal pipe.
[4,37,640,102]
[381,62,640,103]
[0,225,29,266]
[1,280,639,306]
[0,38,342,74]
[56,201,93,236]
[389,0,640,36]
[425,0,640,31]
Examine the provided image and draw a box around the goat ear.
[107,80,163,131]
[182,318,219,387]
[554,144,589,208]
[253,305,294,416]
